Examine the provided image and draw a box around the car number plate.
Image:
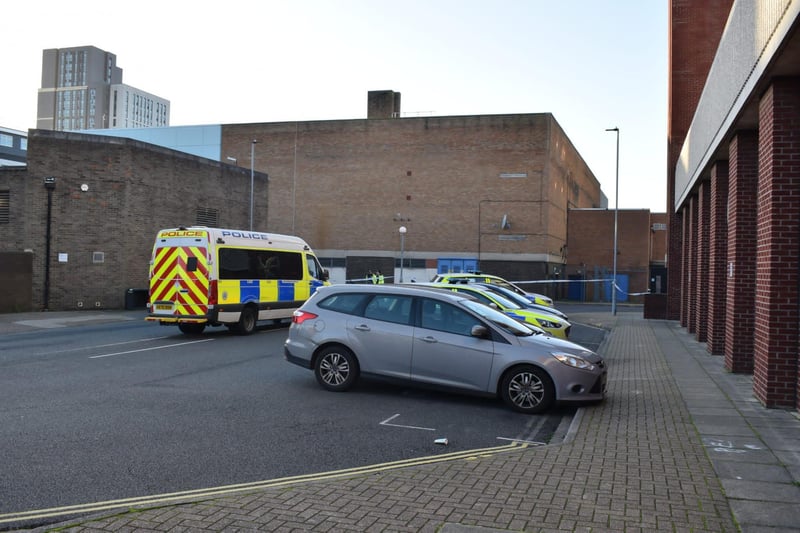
[155,304,172,311]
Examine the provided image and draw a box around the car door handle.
[421,336,438,343]
[354,324,370,331]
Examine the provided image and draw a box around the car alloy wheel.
[314,346,359,392]
[501,365,555,414]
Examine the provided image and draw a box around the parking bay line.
[379,414,545,446]
[89,338,215,359]
[379,413,436,431]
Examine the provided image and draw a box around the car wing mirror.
[471,325,490,338]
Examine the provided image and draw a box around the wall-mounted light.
[43,176,56,190]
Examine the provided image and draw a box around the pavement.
[1,308,799,532]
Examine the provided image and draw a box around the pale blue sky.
[3,0,668,211]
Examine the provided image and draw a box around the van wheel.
[314,346,359,391]
[178,323,205,335]
[234,307,257,335]
[500,365,554,414]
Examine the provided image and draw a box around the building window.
[0,134,12,147]
[92,252,105,264]
[0,190,9,223]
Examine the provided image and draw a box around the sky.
[2,0,668,211]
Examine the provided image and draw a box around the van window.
[219,248,303,280]
[306,254,324,280]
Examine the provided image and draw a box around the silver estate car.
[284,284,606,414]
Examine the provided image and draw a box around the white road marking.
[37,337,172,355]
[496,436,545,446]
[89,338,215,359]
[379,413,436,431]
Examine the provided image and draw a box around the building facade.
[220,103,605,286]
[0,101,609,310]
[669,0,800,411]
[37,46,169,131]
[0,127,27,167]
[0,130,265,312]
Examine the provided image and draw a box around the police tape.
[513,278,651,297]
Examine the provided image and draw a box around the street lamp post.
[43,177,56,310]
[250,140,258,231]
[399,226,407,283]
[606,127,619,316]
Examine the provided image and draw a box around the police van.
[146,226,329,335]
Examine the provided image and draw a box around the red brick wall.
[707,161,728,355]
[694,182,710,342]
[667,0,734,320]
[725,131,758,373]
[753,78,800,408]
[681,201,697,330]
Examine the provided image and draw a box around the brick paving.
[26,314,742,532]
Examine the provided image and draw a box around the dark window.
[218,248,303,280]
[318,293,371,315]
[420,298,480,336]
[186,257,198,272]
[363,295,413,325]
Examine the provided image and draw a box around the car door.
[345,294,414,379]
[411,298,495,392]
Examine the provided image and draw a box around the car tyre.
[500,365,555,414]
[178,323,205,335]
[314,346,359,392]
[234,306,257,335]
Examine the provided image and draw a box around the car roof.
[314,283,479,304]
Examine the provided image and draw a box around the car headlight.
[552,352,595,371]
[538,319,561,329]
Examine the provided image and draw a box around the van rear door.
[149,231,210,320]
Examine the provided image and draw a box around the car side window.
[420,298,480,336]
[317,293,370,315]
[363,295,413,325]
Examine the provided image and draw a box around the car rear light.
[292,310,318,324]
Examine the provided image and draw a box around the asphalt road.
[0,313,606,530]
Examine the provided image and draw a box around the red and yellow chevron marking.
[149,246,210,317]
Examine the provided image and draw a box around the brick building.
[566,209,666,305]
[0,130,265,311]
[668,0,800,411]
[220,104,604,285]
[0,90,666,314]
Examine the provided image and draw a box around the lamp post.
[250,140,258,231]
[606,127,619,316]
[43,177,56,311]
[399,226,407,283]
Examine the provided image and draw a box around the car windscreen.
[460,299,535,336]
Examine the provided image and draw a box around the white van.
[146,226,329,335]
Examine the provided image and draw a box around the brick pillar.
[694,182,710,342]
[725,132,758,373]
[666,208,683,320]
[679,204,691,328]
[707,161,729,355]
[754,78,800,409]
[683,198,698,333]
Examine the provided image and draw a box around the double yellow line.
[1,441,527,526]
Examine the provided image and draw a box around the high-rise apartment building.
[37,46,169,131]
